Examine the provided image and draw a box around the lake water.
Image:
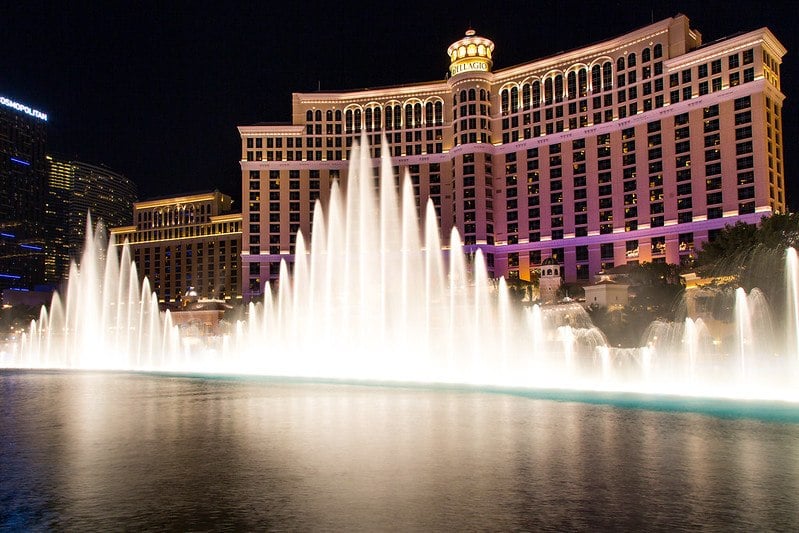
[1,371,798,531]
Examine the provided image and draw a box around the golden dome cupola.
[447,29,494,77]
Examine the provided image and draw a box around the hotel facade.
[110,191,242,304]
[0,95,49,292]
[46,157,137,284]
[238,15,786,302]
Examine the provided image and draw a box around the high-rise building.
[0,95,49,292]
[109,191,242,304]
[45,157,137,283]
[238,15,786,302]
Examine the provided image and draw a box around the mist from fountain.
[1,140,798,401]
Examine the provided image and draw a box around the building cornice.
[294,81,450,106]
[134,192,224,209]
[494,18,674,82]
[666,28,786,70]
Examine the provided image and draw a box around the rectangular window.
[734,95,751,110]
[738,187,755,200]
[737,156,754,170]
[735,111,752,125]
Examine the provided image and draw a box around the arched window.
[642,47,651,62]
[385,106,393,130]
[434,101,443,125]
[414,103,422,126]
[617,56,625,71]
[374,107,381,130]
[544,78,553,105]
[468,88,476,101]
[315,109,322,121]
[532,81,541,108]
[592,65,601,93]
[603,62,612,89]
[345,109,353,133]
[365,108,372,131]
[453,94,458,106]
[326,110,333,121]
[578,68,587,97]
[405,104,413,126]
[567,71,577,99]
[306,110,313,121]
[501,89,509,114]
[354,108,361,132]
[425,102,433,125]
[394,105,401,128]
[480,89,487,101]
[653,43,663,59]
[522,84,531,110]
[335,110,342,121]
[554,75,563,103]
[460,90,467,102]
[628,52,636,68]
[510,86,519,112]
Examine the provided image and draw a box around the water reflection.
[1,372,798,530]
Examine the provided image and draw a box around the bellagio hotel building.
[238,14,786,301]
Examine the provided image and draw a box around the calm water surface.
[1,371,798,531]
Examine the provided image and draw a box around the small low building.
[168,287,230,337]
[584,275,629,308]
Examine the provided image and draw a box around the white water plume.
[1,140,798,401]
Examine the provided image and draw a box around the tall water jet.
[2,140,799,402]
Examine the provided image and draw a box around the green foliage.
[503,277,534,303]
[624,262,684,316]
[586,304,655,347]
[697,213,799,297]
[556,282,585,300]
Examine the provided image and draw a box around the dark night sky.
[2,1,798,209]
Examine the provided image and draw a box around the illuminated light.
[0,96,48,121]
[450,60,490,76]
[0,274,21,279]
[0,233,16,238]
[19,244,43,251]
[10,157,30,166]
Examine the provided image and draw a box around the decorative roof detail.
[447,29,495,77]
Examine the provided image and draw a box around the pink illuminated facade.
[238,15,786,301]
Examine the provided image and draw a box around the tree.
[503,277,534,304]
[556,282,585,300]
[697,213,799,298]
